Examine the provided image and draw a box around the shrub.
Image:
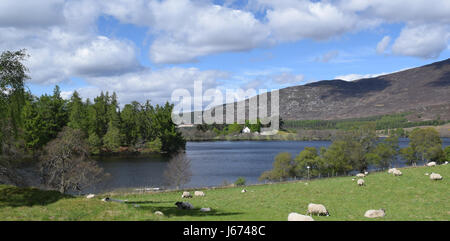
[234,177,246,186]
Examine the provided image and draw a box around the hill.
[0,165,448,221]
[193,58,450,122]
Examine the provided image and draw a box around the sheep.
[364,209,385,218]
[241,189,247,193]
[288,212,314,221]
[175,201,194,210]
[86,194,95,199]
[443,161,448,165]
[154,211,164,216]
[388,168,397,174]
[194,191,205,197]
[430,173,443,180]
[181,191,192,198]
[306,203,330,216]
[200,207,211,212]
[426,162,437,167]
[351,178,356,181]
[392,169,402,176]
[364,171,369,175]
[357,179,365,186]
[356,173,365,178]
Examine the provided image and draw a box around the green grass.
[0,165,449,221]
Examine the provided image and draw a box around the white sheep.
[364,171,369,175]
[194,191,205,197]
[430,173,443,180]
[356,173,365,178]
[86,194,95,199]
[393,169,402,176]
[443,161,448,165]
[200,207,211,212]
[357,179,365,186]
[288,212,314,221]
[426,162,437,167]
[154,211,164,216]
[364,209,385,218]
[241,189,247,193]
[306,203,330,216]
[388,168,397,174]
[181,191,192,198]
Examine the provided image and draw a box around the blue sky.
[1,0,449,106]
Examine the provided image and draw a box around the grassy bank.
[0,165,448,221]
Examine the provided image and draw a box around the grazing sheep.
[364,209,385,218]
[194,191,205,197]
[86,194,95,199]
[175,201,194,210]
[364,171,369,175]
[306,203,330,216]
[288,212,314,221]
[154,211,164,216]
[357,179,365,186]
[356,173,365,178]
[430,173,443,180]
[443,161,448,165]
[200,208,211,212]
[388,168,397,174]
[181,191,192,198]
[426,162,437,167]
[241,189,247,193]
[393,169,402,176]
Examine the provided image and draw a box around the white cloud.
[0,1,140,84]
[315,50,340,62]
[392,24,450,59]
[79,67,229,105]
[100,0,270,64]
[0,0,65,28]
[68,36,141,76]
[272,72,305,84]
[147,1,270,64]
[376,36,391,54]
[338,0,450,24]
[265,1,362,41]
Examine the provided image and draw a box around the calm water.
[92,138,450,193]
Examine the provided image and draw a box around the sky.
[1,0,449,107]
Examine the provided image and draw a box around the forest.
[1,50,186,160]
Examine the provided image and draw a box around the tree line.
[260,125,449,181]
[283,114,447,131]
[21,87,185,155]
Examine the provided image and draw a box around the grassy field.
[0,165,449,221]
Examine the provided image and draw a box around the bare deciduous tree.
[163,153,192,190]
[40,127,106,194]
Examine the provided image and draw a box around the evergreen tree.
[67,91,87,132]
[103,121,121,152]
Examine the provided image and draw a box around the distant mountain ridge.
[193,58,450,122]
